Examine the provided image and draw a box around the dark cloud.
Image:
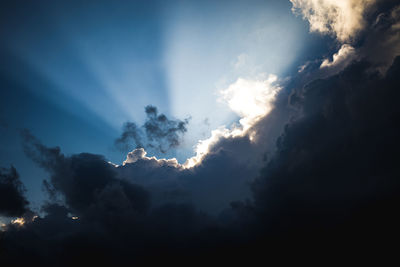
[0,166,29,217]
[1,137,222,263]
[120,146,254,215]
[144,105,190,153]
[114,122,143,151]
[2,57,400,266]
[2,3,400,263]
[115,105,189,154]
[249,57,400,245]
[360,3,400,73]
[21,129,150,220]
[0,123,266,264]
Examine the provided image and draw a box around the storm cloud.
[1,0,400,265]
[21,130,150,219]
[3,55,399,264]
[251,57,400,240]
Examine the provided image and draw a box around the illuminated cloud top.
[1,0,400,265]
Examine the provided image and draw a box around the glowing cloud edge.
[118,75,282,169]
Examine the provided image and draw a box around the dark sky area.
[1,0,400,265]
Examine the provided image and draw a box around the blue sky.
[2,0,400,262]
[0,0,330,211]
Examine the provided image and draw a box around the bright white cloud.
[320,44,357,69]
[123,148,180,167]
[115,75,283,213]
[290,0,376,42]
[184,76,281,168]
[220,75,280,132]
[163,2,307,160]
[120,75,281,169]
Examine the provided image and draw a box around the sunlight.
[183,75,281,168]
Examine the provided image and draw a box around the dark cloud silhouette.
[2,133,223,263]
[115,105,189,153]
[2,2,400,263]
[1,58,400,266]
[248,57,400,247]
[0,166,29,217]
[144,105,190,153]
[3,56,397,264]
[114,122,143,151]
[360,3,400,73]
[21,129,150,220]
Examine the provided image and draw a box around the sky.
[1,0,400,264]
[0,0,326,209]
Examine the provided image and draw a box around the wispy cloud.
[115,106,190,154]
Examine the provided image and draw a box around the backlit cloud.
[184,75,281,168]
[119,75,281,170]
[319,44,358,75]
[2,1,400,264]
[290,0,376,42]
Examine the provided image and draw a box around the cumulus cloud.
[221,75,280,132]
[16,73,286,217]
[113,74,290,214]
[291,0,377,42]
[3,2,400,264]
[184,75,281,168]
[294,2,400,76]
[123,147,180,167]
[115,105,189,154]
[291,1,400,78]
[118,75,282,174]
[21,130,150,218]
[3,56,400,265]
[252,57,400,240]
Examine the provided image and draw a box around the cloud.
[144,105,190,153]
[221,75,280,132]
[3,3,400,264]
[0,166,29,217]
[320,44,357,69]
[360,4,400,72]
[295,2,400,77]
[115,105,189,154]
[113,73,288,214]
[291,1,400,78]
[3,56,400,265]
[184,75,281,168]
[318,44,359,75]
[15,72,287,217]
[290,0,377,42]
[298,62,310,73]
[114,122,143,151]
[21,130,150,217]
[250,56,400,240]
